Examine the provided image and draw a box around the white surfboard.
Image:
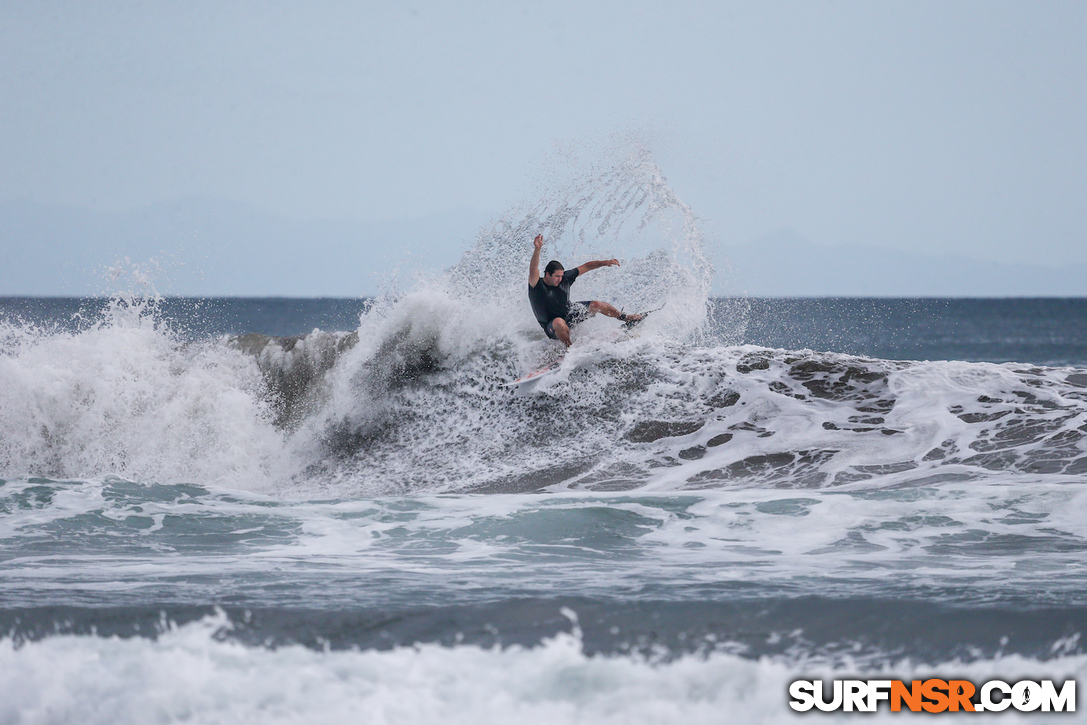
[504,357,564,389]
[504,305,661,391]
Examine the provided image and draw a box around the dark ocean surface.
[5,296,1085,365]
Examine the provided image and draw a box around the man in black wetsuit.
[527,234,642,346]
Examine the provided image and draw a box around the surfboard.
[506,305,660,390]
[621,304,663,330]
[504,357,564,389]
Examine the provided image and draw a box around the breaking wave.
[1,144,1085,499]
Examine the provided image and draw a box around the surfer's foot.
[620,313,645,329]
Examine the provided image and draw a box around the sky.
[1,0,1085,293]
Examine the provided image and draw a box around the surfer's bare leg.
[551,317,572,346]
[588,301,642,322]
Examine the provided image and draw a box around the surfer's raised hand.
[529,234,544,286]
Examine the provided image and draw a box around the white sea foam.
[0,297,288,489]
[3,481,1085,607]
[1,612,1083,725]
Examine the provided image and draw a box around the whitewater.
[2,146,1086,723]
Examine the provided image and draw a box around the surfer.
[528,234,643,346]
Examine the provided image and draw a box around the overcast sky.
[2,1,1085,282]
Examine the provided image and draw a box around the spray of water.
[0,262,288,487]
[275,140,737,493]
[446,138,721,343]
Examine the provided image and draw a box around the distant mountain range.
[2,201,1083,297]
[715,229,1086,297]
[0,198,486,296]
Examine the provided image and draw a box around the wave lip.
[0,301,287,488]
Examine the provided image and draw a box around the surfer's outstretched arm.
[529,234,543,287]
[575,258,620,276]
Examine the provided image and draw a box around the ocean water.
[2,150,1086,723]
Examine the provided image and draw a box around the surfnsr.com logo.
[789,679,1076,713]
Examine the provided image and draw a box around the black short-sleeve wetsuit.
[528,269,591,339]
